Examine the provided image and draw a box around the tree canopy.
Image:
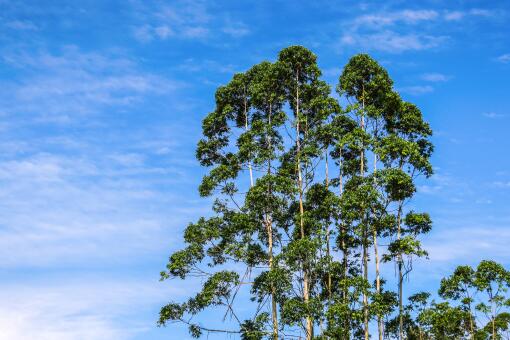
[158,45,509,340]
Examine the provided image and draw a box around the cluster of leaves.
[159,46,439,339]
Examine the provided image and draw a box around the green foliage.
[159,46,441,339]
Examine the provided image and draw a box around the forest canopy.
[159,46,510,340]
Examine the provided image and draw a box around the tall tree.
[338,53,394,340]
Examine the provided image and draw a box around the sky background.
[0,0,509,339]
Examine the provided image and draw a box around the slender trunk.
[363,230,369,340]
[295,72,313,340]
[243,86,254,187]
[361,89,369,340]
[325,151,332,302]
[397,201,404,340]
[373,152,383,340]
[492,297,496,340]
[266,104,278,339]
[467,296,475,339]
[339,150,349,339]
[268,216,278,339]
[374,226,382,339]
[267,213,278,339]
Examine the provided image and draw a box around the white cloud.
[444,11,465,21]
[444,9,494,21]
[340,31,446,53]
[354,10,438,27]
[493,181,510,188]
[399,85,434,95]
[0,278,178,340]
[0,146,201,268]
[222,21,250,38]
[469,9,494,17]
[421,73,451,82]
[133,25,155,42]
[425,226,510,262]
[496,53,510,63]
[337,9,446,53]
[339,7,498,53]
[0,46,179,123]
[483,112,505,118]
[154,25,173,39]
[132,0,248,42]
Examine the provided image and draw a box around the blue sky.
[0,0,509,339]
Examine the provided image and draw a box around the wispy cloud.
[338,9,448,53]
[0,130,202,268]
[339,7,498,53]
[496,53,510,63]
[399,85,434,95]
[132,0,249,42]
[421,73,452,82]
[340,31,447,53]
[493,181,510,188]
[0,46,180,123]
[222,20,250,38]
[483,112,506,119]
[425,225,510,262]
[444,8,495,21]
[0,278,179,340]
[353,10,439,27]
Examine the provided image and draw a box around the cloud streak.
[496,53,510,63]
[131,0,249,42]
[421,73,452,82]
[0,278,179,340]
[0,46,179,123]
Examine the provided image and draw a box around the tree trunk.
[397,201,404,340]
[244,85,254,187]
[373,153,383,340]
[295,72,313,340]
[267,104,278,340]
[339,151,349,339]
[325,151,332,302]
[361,90,369,340]
[268,216,278,339]
[492,317,495,339]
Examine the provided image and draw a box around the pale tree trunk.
[361,91,369,340]
[267,214,278,339]
[325,151,331,340]
[397,200,404,340]
[325,151,332,302]
[373,149,383,340]
[339,150,349,339]
[466,293,475,339]
[266,104,278,339]
[295,73,313,340]
[244,86,254,187]
[492,295,496,340]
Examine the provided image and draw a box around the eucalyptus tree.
[276,45,341,340]
[158,60,289,338]
[337,54,399,340]
[379,96,434,340]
